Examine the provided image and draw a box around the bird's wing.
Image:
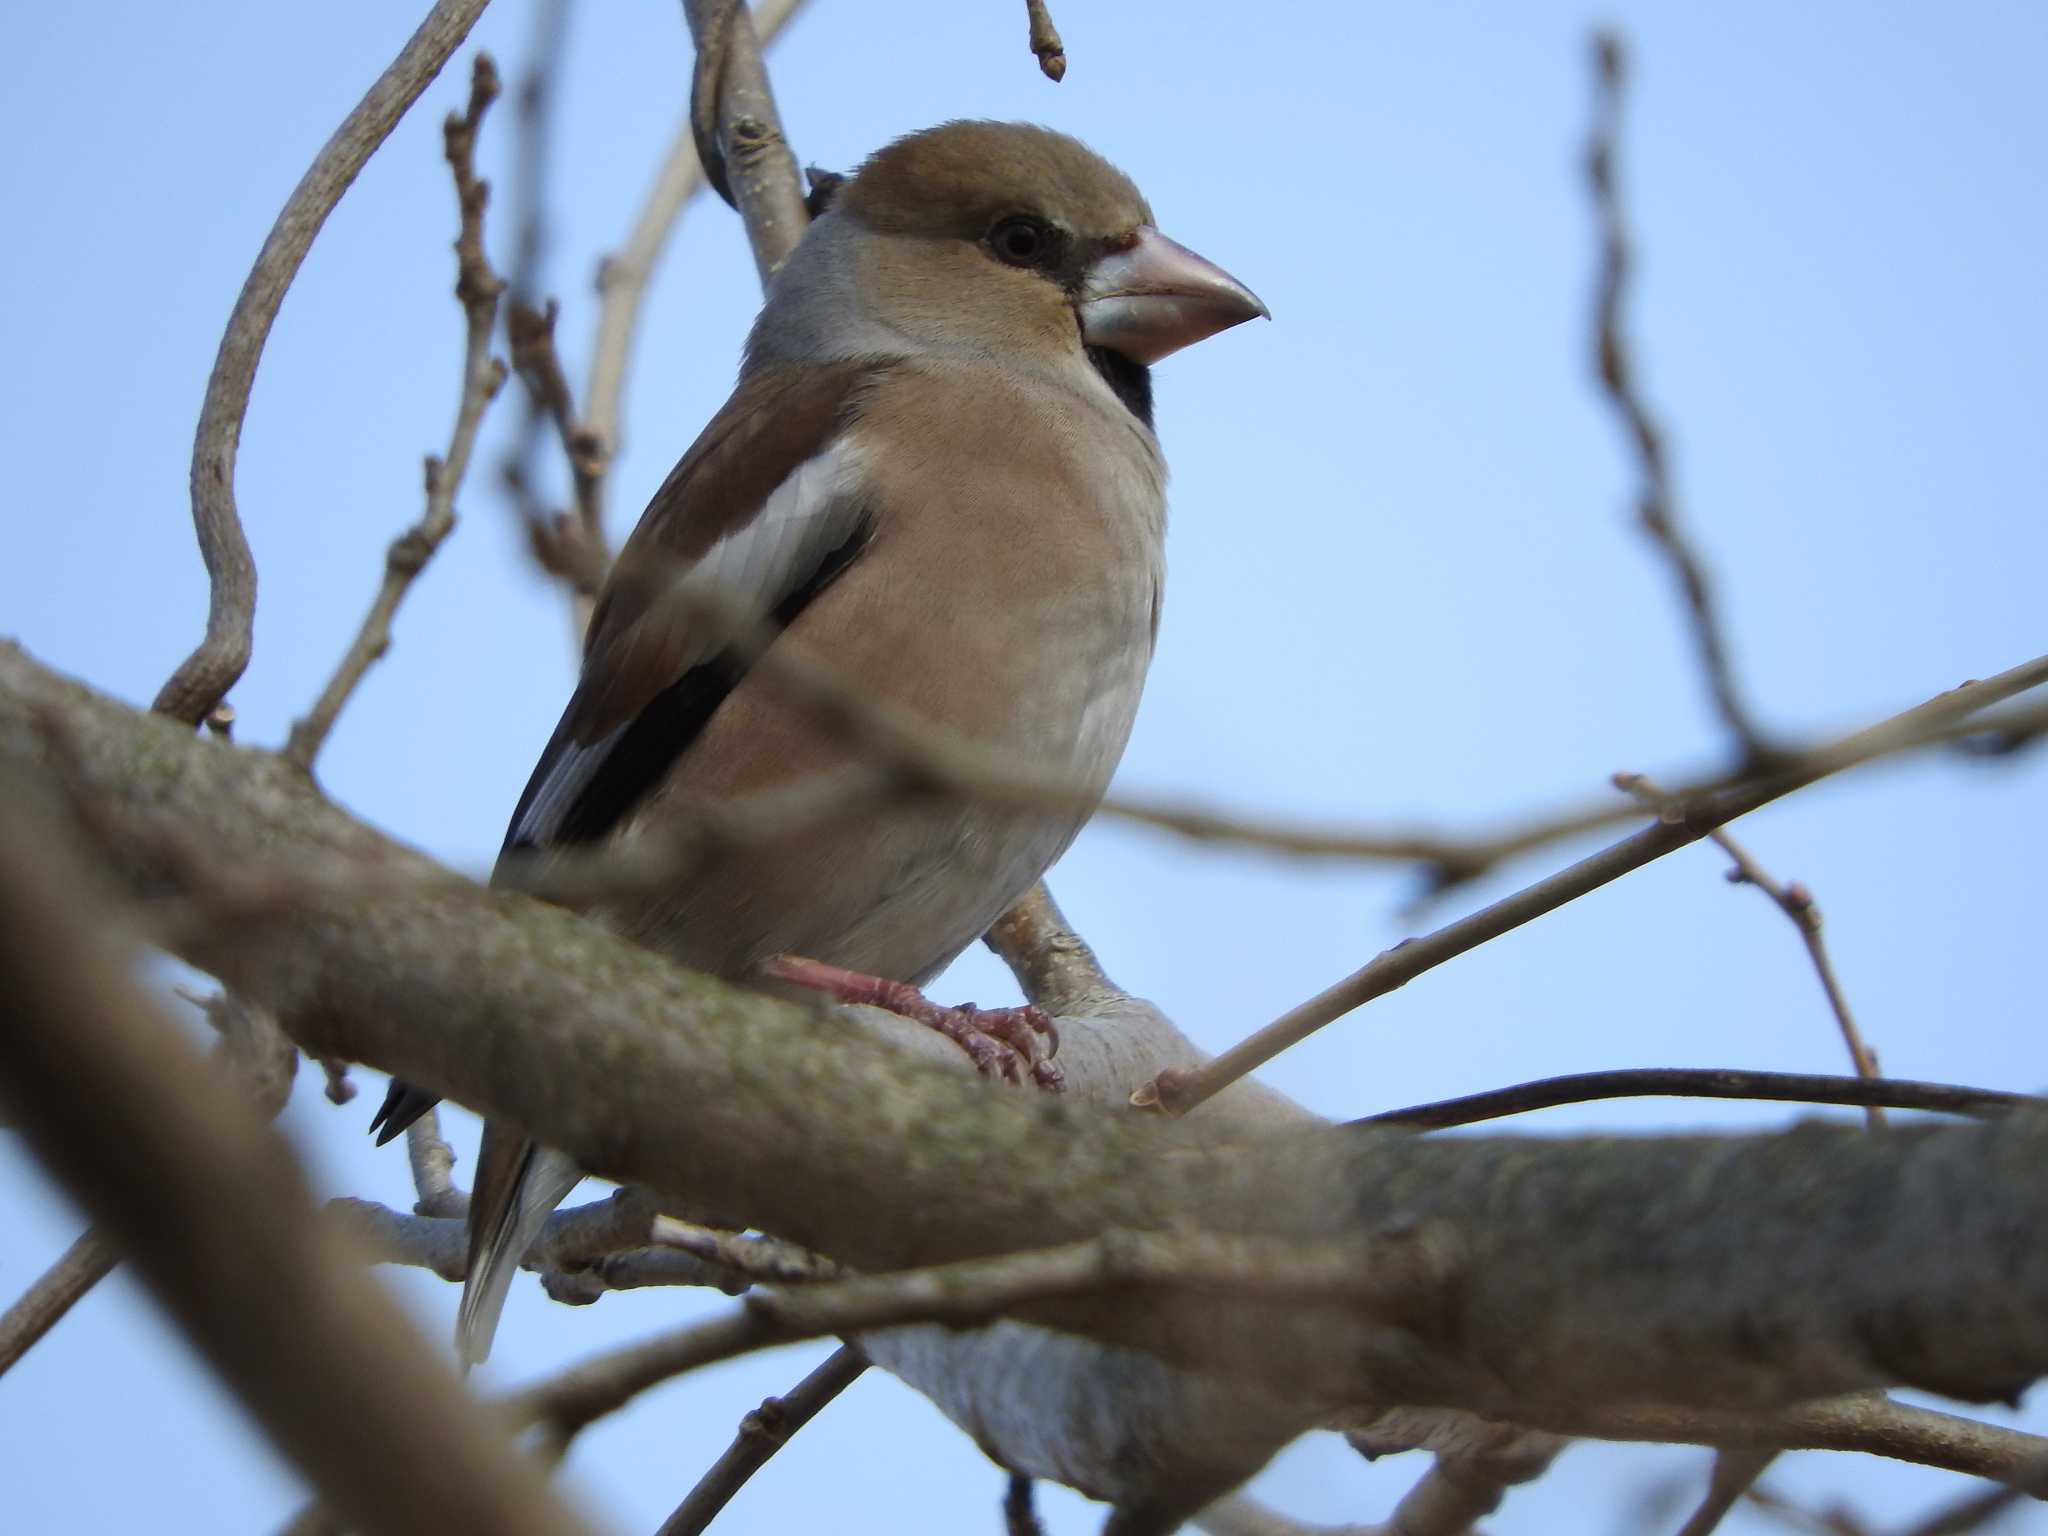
[504,358,890,854]
[368,360,889,1151]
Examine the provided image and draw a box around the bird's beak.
[1078,226,1269,365]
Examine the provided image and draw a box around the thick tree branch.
[0,792,591,1536]
[154,0,493,726]
[9,645,2048,1455]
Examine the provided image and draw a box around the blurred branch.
[1618,771,1884,1125]
[1890,1451,2048,1535]
[505,296,611,604]
[1568,1396,2048,1486]
[1587,31,1773,767]
[1355,1067,2035,1132]
[653,1344,869,1536]
[0,1228,117,1379]
[284,53,510,771]
[16,637,2048,1510]
[1024,0,1067,80]
[330,1189,739,1296]
[584,0,808,492]
[509,1228,1447,1444]
[1135,653,2048,1116]
[0,792,592,1536]
[1674,1450,1778,1536]
[154,0,493,727]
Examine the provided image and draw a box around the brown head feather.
[839,120,1151,243]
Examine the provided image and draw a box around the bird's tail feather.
[455,1132,583,1368]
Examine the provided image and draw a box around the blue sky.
[3,3,2045,1532]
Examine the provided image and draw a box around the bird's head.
[754,121,1266,396]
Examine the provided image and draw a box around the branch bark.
[0,784,591,1536]
[8,644,2048,1512]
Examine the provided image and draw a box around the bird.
[370,119,1266,1366]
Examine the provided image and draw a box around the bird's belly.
[624,577,1153,987]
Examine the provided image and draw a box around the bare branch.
[504,297,610,601]
[585,0,809,490]
[1355,1068,2033,1133]
[654,1345,869,1536]
[1135,653,2048,1115]
[1619,771,1883,1125]
[1565,1396,2048,1486]
[510,1228,1450,1443]
[1674,1450,1778,1536]
[17,646,2048,1493]
[0,1228,117,1379]
[0,793,592,1536]
[1025,0,1067,81]
[683,0,810,280]
[154,0,493,727]
[284,53,510,771]
[1587,31,1773,766]
[406,1107,468,1217]
[1890,1452,2048,1535]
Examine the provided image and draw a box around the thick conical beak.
[1078,226,1268,365]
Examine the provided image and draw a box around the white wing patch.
[505,436,872,851]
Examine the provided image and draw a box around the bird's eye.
[988,216,1055,269]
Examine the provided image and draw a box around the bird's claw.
[761,953,1064,1091]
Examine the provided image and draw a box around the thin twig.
[1618,771,1884,1125]
[505,297,610,601]
[1674,1450,1778,1536]
[1004,1475,1049,1536]
[1133,654,2048,1115]
[1588,31,1772,766]
[582,0,808,564]
[283,55,509,770]
[1355,1068,2035,1132]
[649,1217,842,1282]
[509,1227,1449,1442]
[654,1345,869,1536]
[1024,0,1067,80]
[0,1228,118,1378]
[406,1108,467,1217]
[1887,1450,2048,1535]
[153,0,493,727]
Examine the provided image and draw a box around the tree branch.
[284,53,510,771]
[682,0,809,281]
[0,1227,118,1378]
[653,1344,869,1536]
[154,0,493,726]
[1136,653,2048,1115]
[1587,31,1772,767]
[0,790,591,1536]
[10,645,2048,1461]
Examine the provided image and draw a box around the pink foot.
[761,954,1064,1091]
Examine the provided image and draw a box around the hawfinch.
[372,119,1265,1364]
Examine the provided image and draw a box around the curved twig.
[153,0,493,726]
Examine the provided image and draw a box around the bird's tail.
[456,1130,584,1368]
